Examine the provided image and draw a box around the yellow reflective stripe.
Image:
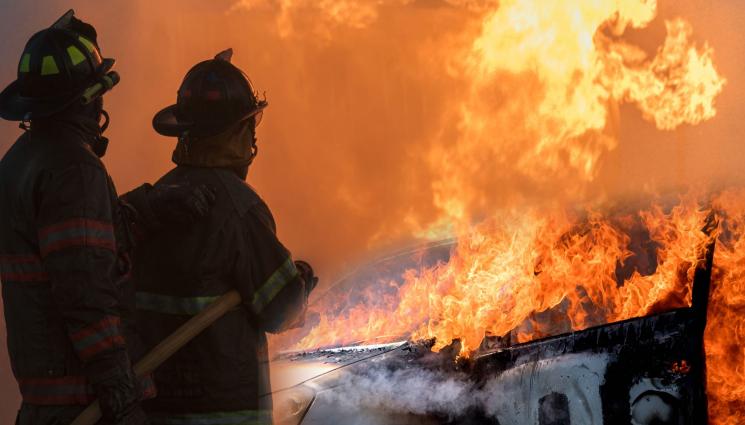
[40,56,59,75]
[77,36,96,52]
[67,45,86,65]
[78,36,102,64]
[19,54,30,73]
[252,257,298,314]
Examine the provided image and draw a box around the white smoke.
[318,351,608,423]
[326,364,482,419]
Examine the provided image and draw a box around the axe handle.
[71,290,243,425]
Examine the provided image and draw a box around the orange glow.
[295,196,713,354]
[706,190,745,422]
[430,0,725,220]
[291,192,745,424]
[0,1,741,423]
[259,1,736,423]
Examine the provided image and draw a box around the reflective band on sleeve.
[38,218,116,257]
[18,375,95,405]
[69,315,125,361]
[0,254,48,283]
[251,257,298,314]
[41,56,59,75]
[19,53,30,73]
[136,292,221,315]
[149,410,272,425]
[67,45,86,65]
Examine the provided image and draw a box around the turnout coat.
[0,122,152,412]
[135,166,308,424]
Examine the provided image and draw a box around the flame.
[284,0,726,356]
[292,193,745,424]
[296,197,711,354]
[430,0,725,219]
[261,1,737,423]
[706,190,745,423]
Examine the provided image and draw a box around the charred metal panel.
[473,309,706,424]
[275,307,707,424]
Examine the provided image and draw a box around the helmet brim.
[152,101,267,138]
[152,104,191,137]
[0,58,115,121]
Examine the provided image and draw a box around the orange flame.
[431,0,725,220]
[295,197,711,354]
[706,190,745,423]
[254,0,735,422]
[292,193,745,423]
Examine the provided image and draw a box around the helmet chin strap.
[90,108,110,158]
[99,109,110,134]
[76,97,109,157]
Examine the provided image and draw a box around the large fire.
[257,0,742,423]
[296,197,704,350]
[706,192,745,423]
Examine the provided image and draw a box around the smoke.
[327,365,479,420]
[322,360,583,423]
[310,343,614,423]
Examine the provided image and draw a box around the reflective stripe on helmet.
[67,45,86,66]
[77,35,96,52]
[19,53,30,73]
[40,56,59,75]
[77,35,102,64]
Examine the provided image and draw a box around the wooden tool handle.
[71,290,243,425]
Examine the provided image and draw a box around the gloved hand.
[88,353,149,425]
[148,183,216,226]
[294,260,318,297]
[123,183,216,232]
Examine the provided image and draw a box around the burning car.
[265,212,717,425]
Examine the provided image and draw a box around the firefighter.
[0,10,216,425]
[134,48,317,425]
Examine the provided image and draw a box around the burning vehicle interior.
[267,201,729,424]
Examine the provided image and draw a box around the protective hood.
[172,118,255,168]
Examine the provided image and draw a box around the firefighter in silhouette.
[0,10,215,425]
[134,48,317,425]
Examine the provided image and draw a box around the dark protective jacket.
[134,166,307,423]
[0,123,153,410]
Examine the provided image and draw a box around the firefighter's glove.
[149,183,216,225]
[295,260,318,296]
[88,356,149,424]
[125,183,216,232]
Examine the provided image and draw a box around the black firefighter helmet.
[0,10,119,121]
[153,48,267,139]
